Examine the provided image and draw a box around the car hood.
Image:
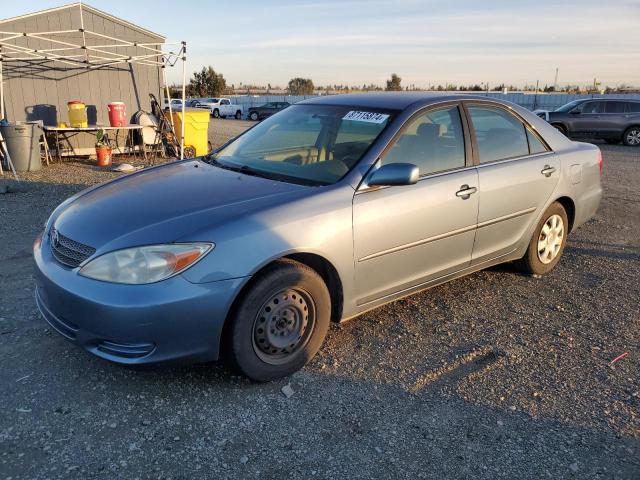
[52,160,308,252]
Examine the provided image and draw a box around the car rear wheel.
[235,110,242,120]
[250,111,259,121]
[623,126,640,147]
[517,202,568,275]
[225,259,330,382]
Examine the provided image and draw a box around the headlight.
[79,243,213,284]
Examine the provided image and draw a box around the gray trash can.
[1,123,41,172]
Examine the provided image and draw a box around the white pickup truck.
[195,98,243,119]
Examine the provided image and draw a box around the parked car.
[538,99,640,146]
[34,93,602,381]
[185,99,201,108]
[248,102,290,121]
[163,98,183,110]
[196,97,243,119]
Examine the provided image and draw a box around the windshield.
[554,100,583,113]
[211,104,395,185]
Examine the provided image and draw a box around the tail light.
[597,149,603,176]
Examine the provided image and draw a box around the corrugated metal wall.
[0,5,163,126]
[222,93,640,113]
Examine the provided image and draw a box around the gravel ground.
[0,128,638,479]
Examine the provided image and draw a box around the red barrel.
[108,102,127,127]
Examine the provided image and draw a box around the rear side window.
[382,105,466,176]
[467,106,529,162]
[605,101,626,113]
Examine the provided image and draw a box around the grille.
[49,228,96,268]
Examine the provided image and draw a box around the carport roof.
[0,2,165,40]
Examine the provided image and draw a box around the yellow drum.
[68,101,88,128]
[169,108,210,157]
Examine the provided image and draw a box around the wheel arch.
[219,252,344,358]
[554,195,576,232]
[550,122,567,134]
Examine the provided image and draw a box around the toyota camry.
[34,93,602,381]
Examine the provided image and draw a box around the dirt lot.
[0,122,638,479]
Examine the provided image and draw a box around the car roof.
[576,98,639,102]
[298,92,508,110]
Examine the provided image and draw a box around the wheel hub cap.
[537,214,564,264]
[627,129,640,145]
[252,289,315,364]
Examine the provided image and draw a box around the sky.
[2,0,639,88]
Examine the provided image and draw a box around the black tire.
[552,123,567,136]
[517,202,568,275]
[605,139,620,145]
[235,110,242,120]
[225,259,331,382]
[212,109,220,118]
[622,126,640,147]
[250,111,259,121]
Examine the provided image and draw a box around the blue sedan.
[34,93,602,381]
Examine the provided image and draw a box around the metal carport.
[0,2,188,159]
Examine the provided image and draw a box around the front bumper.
[34,235,246,364]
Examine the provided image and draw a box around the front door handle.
[456,184,477,199]
[541,165,556,177]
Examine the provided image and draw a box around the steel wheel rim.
[537,214,564,264]
[252,288,316,365]
[626,129,640,145]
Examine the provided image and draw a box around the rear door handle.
[456,184,477,199]
[541,165,556,177]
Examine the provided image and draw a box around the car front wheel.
[212,109,220,118]
[518,202,568,275]
[225,259,331,382]
[250,111,259,121]
[623,126,640,147]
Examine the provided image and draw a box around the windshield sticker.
[342,111,389,124]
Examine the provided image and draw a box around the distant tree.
[469,84,483,91]
[385,73,402,91]
[288,77,315,95]
[188,66,226,97]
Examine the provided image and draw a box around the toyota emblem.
[50,228,60,248]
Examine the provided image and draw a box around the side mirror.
[367,163,419,187]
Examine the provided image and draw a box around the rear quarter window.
[627,102,640,113]
[467,106,529,162]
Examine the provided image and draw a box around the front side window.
[212,104,394,185]
[382,105,466,176]
[467,106,529,162]
[221,99,230,105]
[577,101,604,114]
